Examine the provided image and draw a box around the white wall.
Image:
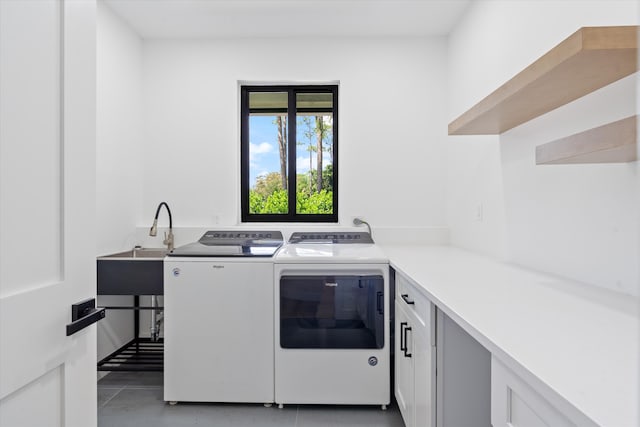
[96,1,144,253]
[447,0,639,295]
[96,0,144,362]
[140,37,450,233]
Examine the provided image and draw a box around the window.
[241,85,338,222]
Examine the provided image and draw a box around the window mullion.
[287,89,297,218]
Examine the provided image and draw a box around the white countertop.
[382,244,639,427]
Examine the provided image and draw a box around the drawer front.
[491,357,575,427]
[396,271,431,329]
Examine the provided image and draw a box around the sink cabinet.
[97,248,168,295]
[96,248,168,372]
[97,258,164,295]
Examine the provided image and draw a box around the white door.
[0,1,97,426]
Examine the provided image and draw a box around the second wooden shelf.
[536,115,637,165]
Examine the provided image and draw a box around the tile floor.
[98,372,405,427]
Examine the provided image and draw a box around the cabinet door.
[491,357,575,427]
[395,269,436,427]
[395,301,415,427]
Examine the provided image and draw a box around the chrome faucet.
[149,202,174,251]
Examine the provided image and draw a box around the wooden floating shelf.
[536,116,637,165]
[449,26,639,135]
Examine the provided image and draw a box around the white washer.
[164,230,283,404]
[274,232,390,408]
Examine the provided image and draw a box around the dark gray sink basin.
[101,247,169,259]
[97,248,168,295]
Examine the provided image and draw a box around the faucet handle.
[163,231,175,251]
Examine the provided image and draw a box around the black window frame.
[240,85,338,223]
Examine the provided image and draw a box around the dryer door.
[279,274,384,349]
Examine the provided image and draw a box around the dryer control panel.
[288,232,373,244]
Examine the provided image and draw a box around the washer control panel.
[199,230,284,246]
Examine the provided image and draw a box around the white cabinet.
[491,357,585,427]
[394,268,491,427]
[394,271,436,427]
[412,313,432,426]
[388,247,620,427]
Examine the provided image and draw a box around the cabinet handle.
[403,325,412,358]
[401,294,415,305]
[400,322,407,352]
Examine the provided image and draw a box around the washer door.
[279,275,384,349]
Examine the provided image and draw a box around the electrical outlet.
[351,216,365,225]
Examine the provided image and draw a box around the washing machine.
[164,230,283,404]
[274,232,390,408]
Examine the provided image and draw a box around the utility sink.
[97,247,169,295]
[101,248,169,259]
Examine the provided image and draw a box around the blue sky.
[249,116,332,187]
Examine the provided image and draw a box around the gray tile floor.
[98,372,405,427]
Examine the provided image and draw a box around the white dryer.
[274,232,390,408]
